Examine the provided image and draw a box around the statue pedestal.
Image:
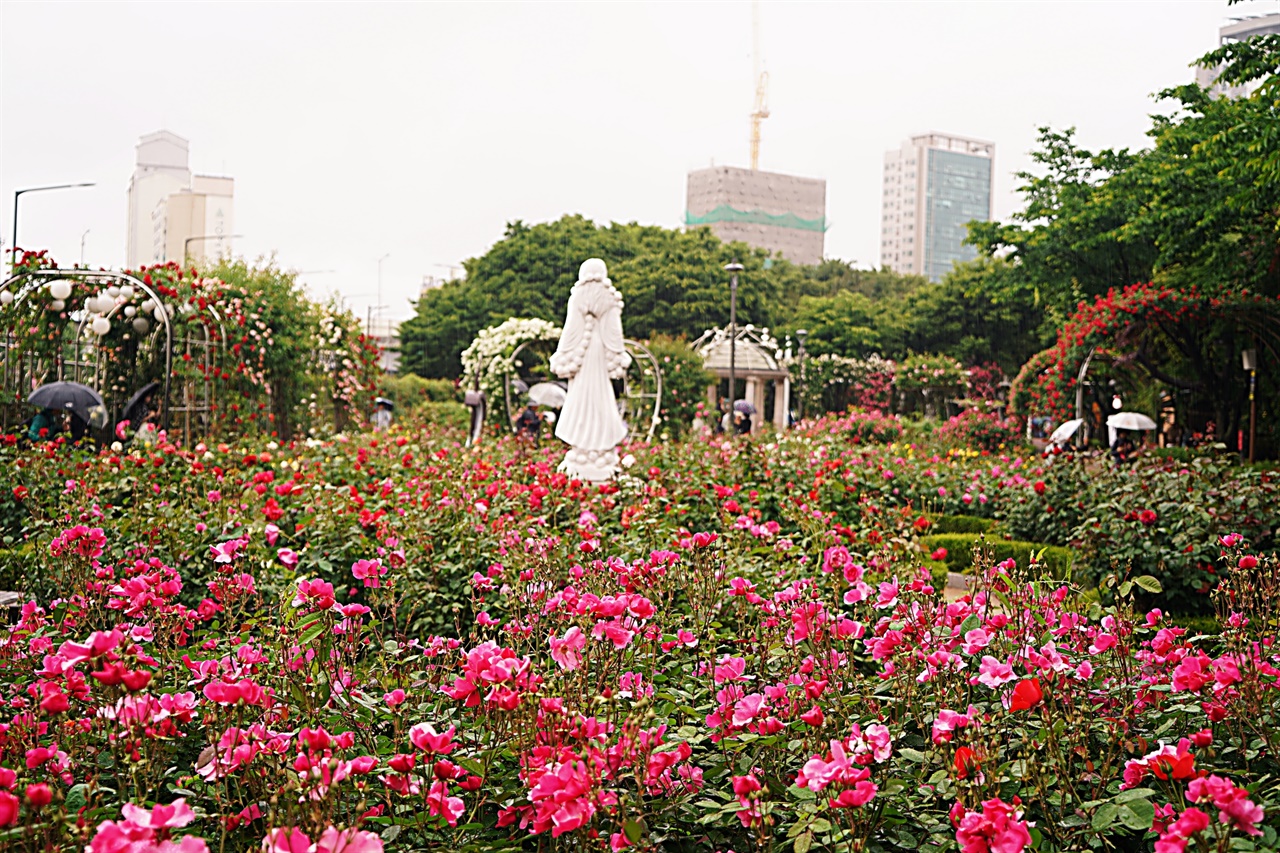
[559,446,619,482]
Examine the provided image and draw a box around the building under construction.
[684,167,827,266]
[683,2,827,267]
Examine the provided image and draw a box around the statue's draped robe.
[550,280,630,451]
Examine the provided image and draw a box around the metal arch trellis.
[0,268,179,435]
[500,338,663,440]
[168,303,226,443]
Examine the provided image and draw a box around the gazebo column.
[773,378,789,430]
[744,377,765,432]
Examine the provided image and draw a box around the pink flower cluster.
[88,799,208,853]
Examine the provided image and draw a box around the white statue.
[549,258,631,480]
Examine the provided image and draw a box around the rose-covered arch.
[2,252,380,442]
[1011,282,1280,450]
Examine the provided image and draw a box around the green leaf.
[623,819,642,844]
[1114,787,1156,803]
[298,619,327,645]
[1118,799,1155,831]
[795,830,814,853]
[1133,575,1163,594]
[898,748,927,763]
[1092,802,1120,831]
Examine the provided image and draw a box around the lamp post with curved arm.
[11,182,96,272]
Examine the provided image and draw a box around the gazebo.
[693,326,790,432]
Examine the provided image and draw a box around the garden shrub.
[844,409,904,444]
[1000,454,1279,613]
[935,409,1023,452]
[644,334,714,438]
[378,373,459,408]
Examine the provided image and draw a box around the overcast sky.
[2,0,1276,322]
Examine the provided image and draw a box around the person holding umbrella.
[372,397,394,432]
[27,408,57,443]
[27,381,106,445]
[733,399,756,436]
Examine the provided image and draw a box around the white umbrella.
[527,382,567,409]
[1107,412,1157,431]
[1048,418,1083,444]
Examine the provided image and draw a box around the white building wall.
[127,131,190,267]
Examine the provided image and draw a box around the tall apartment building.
[685,166,827,266]
[1195,13,1280,99]
[126,130,235,266]
[880,132,993,282]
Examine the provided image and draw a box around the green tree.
[400,216,799,379]
[901,258,1050,374]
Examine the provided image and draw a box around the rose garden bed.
[0,411,1276,852]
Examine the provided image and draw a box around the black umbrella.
[121,381,161,424]
[29,381,106,425]
[733,399,757,415]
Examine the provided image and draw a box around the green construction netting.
[684,205,829,233]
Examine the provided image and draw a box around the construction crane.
[749,0,770,171]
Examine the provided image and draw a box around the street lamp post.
[183,234,243,262]
[724,261,744,411]
[796,328,808,420]
[80,230,90,266]
[1243,348,1258,463]
[11,182,96,272]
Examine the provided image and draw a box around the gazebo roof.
[692,326,788,378]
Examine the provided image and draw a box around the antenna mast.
[750,0,770,171]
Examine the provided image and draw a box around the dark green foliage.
[643,335,714,439]
[927,515,996,535]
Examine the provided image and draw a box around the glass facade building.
[923,149,991,281]
[880,133,993,282]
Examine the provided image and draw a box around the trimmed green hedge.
[921,533,1075,578]
[927,515,996,535]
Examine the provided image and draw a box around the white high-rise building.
[126,131,234,266]
[880,132,993,282]
[1195,13,1280,99]
[126,131,190,267]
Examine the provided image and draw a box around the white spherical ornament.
[106,286,121,298]
[50,299,66,312]
[91,316,111,336]
[49,280,73,300]
[119,285,134,299]
[153,306,167,322]
[132,317,150,334]
[90,294,109,313]
[140,298,155,312]
[0,290,13,305]
[124,305,137,317]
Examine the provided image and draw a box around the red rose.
[11,486,27,501]
[1033,481,1046,495]
[1007,678,1043,712]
